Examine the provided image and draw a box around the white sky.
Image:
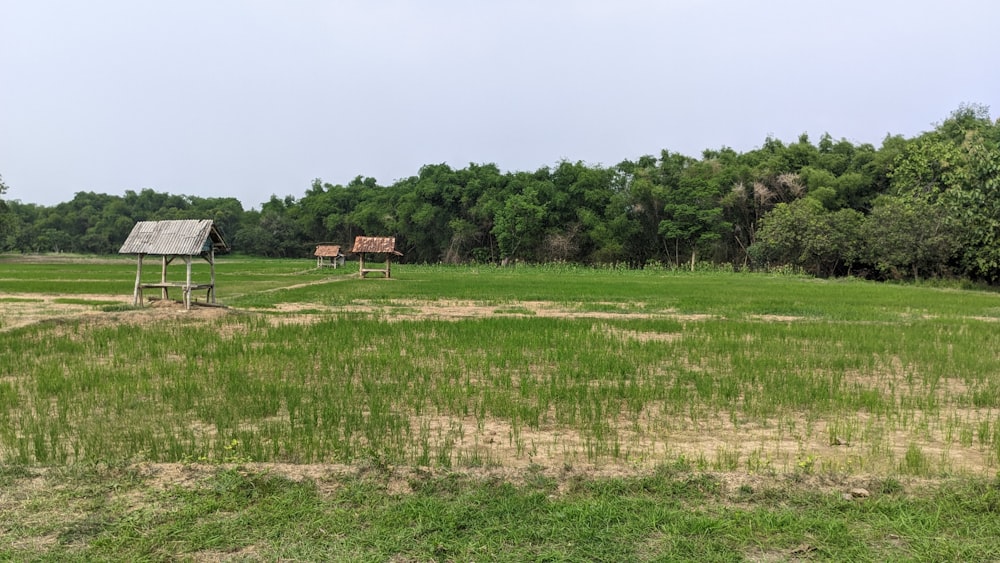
[2,0,998,208]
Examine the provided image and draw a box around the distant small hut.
[351,236,402,278]
[314,244,345,268]
[118,219,229,309]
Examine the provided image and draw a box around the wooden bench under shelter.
[118,219,229,309]
[314,244,345,268]
[351,236,402,278]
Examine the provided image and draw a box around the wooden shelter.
[314,244,345,268]
[118,219,229,309]
[351,236,402,278]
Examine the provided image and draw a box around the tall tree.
[0,174,14,249]
[492,175,547,262]
[942,128,1000,280]
[659,159,729,269]
[751,197,862,277]
[861,195,958,280]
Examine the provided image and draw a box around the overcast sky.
[2,1,998,209]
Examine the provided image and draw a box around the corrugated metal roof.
[118,220,228,255]
[314,244,342,257]
[352,236,402,255]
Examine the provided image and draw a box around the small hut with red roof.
[351,236,402,278]
[313,244,344,268]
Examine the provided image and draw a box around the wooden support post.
[133,254,144,306]
[160,256,169,300]
[359,253,366,278]
[184,256,193,309]
[386,257,391,278]
[209,249,216,303]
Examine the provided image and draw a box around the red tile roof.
[352,236,402,255]
[314,244,342,257]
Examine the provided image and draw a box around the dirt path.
[256,274,352,293]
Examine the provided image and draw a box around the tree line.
[2,104,999,282]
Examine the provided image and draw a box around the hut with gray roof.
[118,219,229,309]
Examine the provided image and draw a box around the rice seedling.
[2,259,1000,477]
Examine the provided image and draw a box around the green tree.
[861,195,958,280]
[544,160,613,262]
[0,174,12,248]
[492,177,546,262]
[722,172,805,267]
[233,196,307,257]
[658,160,730,269]
[888,104,1000,280]
[391,163,468,262]
[577,167,640,264]
[889,136,965,197]
[941,133,1000,280]
[751,197,862,277]
[232,210,273,256]
[616,159,665,265]
[454,163,506,263]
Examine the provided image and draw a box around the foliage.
[861,195,958,279]
[750,197,863,277]
[491,178,547,261]
[4,106,1000,284]
[942,129,1000,280]
[0,174,11,248]
[2,189,245,254]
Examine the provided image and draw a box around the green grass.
[3,260,1000,471]
[5,295,999,471]
[2,463,999,561]
[4,256,1000,558]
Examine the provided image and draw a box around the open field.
[3,254,1000,560]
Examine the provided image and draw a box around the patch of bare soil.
[0,293,127,333]
[396,404,997,479]
[105,404,980,503]
[599,323,683,343]
[119,460,933,505]
[270,299,717,322]
[0,292,230,333]
[747,314,806,322]
[0,254,128,265]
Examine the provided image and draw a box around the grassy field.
[2,254,1000,560]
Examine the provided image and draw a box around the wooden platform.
[137,282,215,309]
[360,267,390,278]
